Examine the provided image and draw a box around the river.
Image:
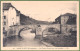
[4,29,46,47]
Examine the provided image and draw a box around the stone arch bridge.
[7,24,60,39]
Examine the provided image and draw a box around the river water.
[4,29,46,47]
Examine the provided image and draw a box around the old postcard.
[1,1,79,50]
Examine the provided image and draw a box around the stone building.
[55,13,77,34]
[3,3,20,37]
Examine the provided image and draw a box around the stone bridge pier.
[35,24,60,40]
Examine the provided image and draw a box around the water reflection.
[3,35,23,47]
[3,29,46,47]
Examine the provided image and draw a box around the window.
[4,16,6,19]
[4,22,6,25]
[3,27,5,31]
[3,27,7,34]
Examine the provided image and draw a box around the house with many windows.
[3,3,20,37]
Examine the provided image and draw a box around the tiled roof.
[3,3,13,10]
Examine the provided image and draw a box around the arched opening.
[18,27,36,40]
[42,27,60,39]
[18,28,24,36]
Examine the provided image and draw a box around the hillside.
[20,14,51,25]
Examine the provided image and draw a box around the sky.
[3,1,78,22]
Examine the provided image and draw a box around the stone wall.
[61,24,76,35]
[35,24,60,35]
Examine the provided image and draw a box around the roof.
[3,3,20,13]
[3,3,13,10]
[61,13,76,17]
[56,13,76,19]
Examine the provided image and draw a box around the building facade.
[55,13,77,34]
[3,3,20,37]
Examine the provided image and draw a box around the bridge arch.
[18,28,25,36]
[18,26,36,37]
